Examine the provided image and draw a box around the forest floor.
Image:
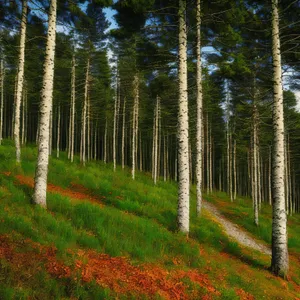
[0,140,299,299]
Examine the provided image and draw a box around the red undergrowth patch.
[235,288,255,300]
[13,174,104,206]
[0,235,219,299]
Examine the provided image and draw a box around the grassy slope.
[0,140,299,299]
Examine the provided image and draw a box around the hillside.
[0,140,299,299]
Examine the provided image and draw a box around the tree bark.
[271,0,289,278]
[81,57,90,166]
[196,0,203,215]
[0,58,4,145]
[121,98,126,169]
[56,105,60,158]
[132,74,139,180]
[177,0,190,233]
[14,0,27,163]
[33,0,57,207]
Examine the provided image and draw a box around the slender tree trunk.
[210,136,213,192]
[104,118,107,163]
[253,103,259,226]
[87,94,90,161]
[177,0,190,233]
[233,139,237,200]
[121,98,126,169]
[196,0,203,215]
[69,54,76,161]
[14,0,27,163]
[21,84,26,145]
[0,59,4,145]
[269,146,272,205]
[56,105,60,158]
[139,131,142,171]
[33,0,57,207]
[132,75,139,180]
[164,135,167,181]
[271,0,289,278]
[70,55,76,163]
[206,113,209,195]
[49,107,52,156]
[113,75,118,171]
[81,57,90,166]
[94,123,98,160]
[153,96,159,184]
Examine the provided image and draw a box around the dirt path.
[203,201,271,256]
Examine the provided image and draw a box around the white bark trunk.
[14,0,27,163]
[196,0,203,215]
[253,104,259,225]
[33,0,57,207]
[113,75,118,171]
[49,107,52,156]
[81,57,90,166]
[177,0,190,233]
[271,0,289,278]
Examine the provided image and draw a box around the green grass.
[0,140,299,299]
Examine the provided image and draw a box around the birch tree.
[271,0,289,278]
[33,0,57,207]
[177,0,190,233]
[14,0,27,163]
[196,0,203,215]
[132,74,139,180]
[0,58,4,145]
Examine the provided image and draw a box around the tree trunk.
[153,96,159,184]
[177,0,190,234]
[33,0,57,207]
[49,107,52,156]
[233,139,237,200]
[81,57,90,166]
[269,146,272,205]
[14,0,27,163]
[21,83,26,145]
[0,59,4,145]
[271,0,289,278]
[56,105,60,158]
[104,118,107,163]
[70,55,76,163]
[196,0,203,215]
[206,113,209,194]
[113,75,118,171]
[132,75,139,180]
[121,98,126,169]
[253,103,259,226]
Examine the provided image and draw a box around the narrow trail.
[203,201,271,256]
